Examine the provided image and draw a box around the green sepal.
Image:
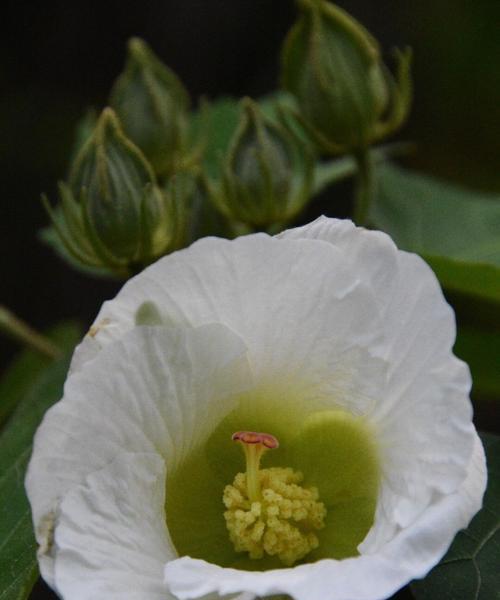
[42,191,102,269]
[373,47,413,141]
[78,187,131,272]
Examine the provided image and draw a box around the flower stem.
[0,305,61,359]
[352,147,375,226]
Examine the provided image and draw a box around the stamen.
[224,430,326,566]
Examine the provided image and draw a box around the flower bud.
[281,0,412,153]
[164,171,230,244]
[110,37,190,176]
[43,108,181,277]
[209,98,313,228]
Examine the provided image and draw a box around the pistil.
[231,431,279,502]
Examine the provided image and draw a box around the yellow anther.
[224,432,327,566]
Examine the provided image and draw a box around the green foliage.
[411,433,500,600]
[44,108,184,278]
[371,164,500,304]
[14,3,500,598]
[110,38,191,176]
[281,0,411,153]
[312,143,413,196]
[207,98,314,228]
[0,324,77,427]
[164,171,231,242]
[192,94,304,181]
[191,97,240,179]
[0,323,81,600]
[455,328,500,402]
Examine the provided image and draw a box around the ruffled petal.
[164,434,486,600]
[26,323,252,586]
[279,217,476,547]
[54,452,174,600]
[71,235,386,393]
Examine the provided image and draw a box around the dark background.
[2,0,500,370]
[1,1,499,598]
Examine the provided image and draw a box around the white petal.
[279,217,476,547]
[26,323,252,587]
[68,317,122,375]
[70,234,379,379]
[164,434,486,600]
[54,452,174,600]
[70,219,478,551]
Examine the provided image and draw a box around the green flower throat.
[166,391,381,570]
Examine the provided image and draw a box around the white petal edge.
[69,234,386,386]
[279,216,477,547]
[54,452,174,600]
[164,433,486,600]
[26,323,253,588]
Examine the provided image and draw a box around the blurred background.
[2,0,500,370]
[1,1,499,597]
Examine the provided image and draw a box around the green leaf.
[0,323,80,427]
[454,328,500,402]
[312,143,413,196]
[411,433,500,600]
[0,322,81,600]
[370,165,500,304]
[191,97,240,179]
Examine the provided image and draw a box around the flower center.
[223,431,327,566]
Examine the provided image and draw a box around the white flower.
[26,217,486,600]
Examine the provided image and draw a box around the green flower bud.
[110,37,190,176]
[209,98,314,229]
[43,108,181,278]
[282,0,412,153]
[165,170,233,243]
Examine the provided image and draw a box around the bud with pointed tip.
[43,108,182,278]
[281,0,412,153]
[110,37,191,176]
[208,98,314,229]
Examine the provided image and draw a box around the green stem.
[0,305,61,359]
[352,147,375,226]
